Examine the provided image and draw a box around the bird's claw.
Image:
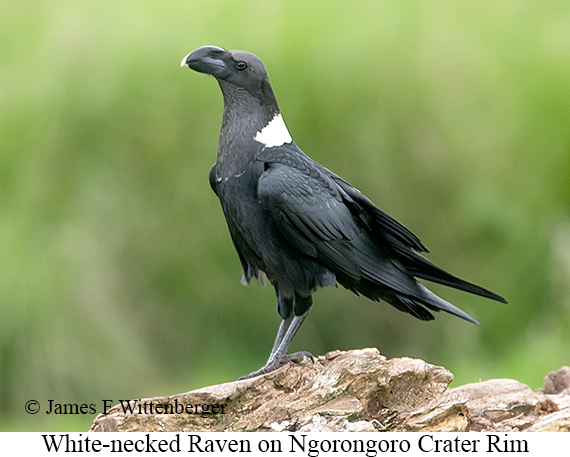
[238,351,315,380]
[282,351,314,364]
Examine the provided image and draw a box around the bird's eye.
[235,61,248,71]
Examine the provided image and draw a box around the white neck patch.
[254,114,292,148]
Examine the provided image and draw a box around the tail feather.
[342,233,501,325]
[398,249,507,304]
[416,283,480,325]
[359,280,480,325]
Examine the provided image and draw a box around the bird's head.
[181,46,277,110]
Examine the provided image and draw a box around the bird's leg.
[238,293,313,380]
[238,314,312,380]
[268,313,294,361]
[265,310,310,366]
[266,293,314,365]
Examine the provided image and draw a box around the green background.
[1,0,569,431]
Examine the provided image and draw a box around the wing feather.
[257,152,424,298]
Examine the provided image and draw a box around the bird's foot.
[238,351,315,380]
[281,350,314,364]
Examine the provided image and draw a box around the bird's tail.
[354,277,480,324]
[344,234,505,324]
[396,249,507,304]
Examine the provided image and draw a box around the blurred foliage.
[1,0,569,431]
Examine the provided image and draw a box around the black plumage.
[181,46,507,378]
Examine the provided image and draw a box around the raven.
[181,46,506,379]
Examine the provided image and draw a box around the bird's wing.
[256,146,422,294]
[257,160,361,282]
[327,172,428,254]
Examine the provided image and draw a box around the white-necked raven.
[181,46,506,379]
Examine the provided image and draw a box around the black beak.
[181,45,230,79]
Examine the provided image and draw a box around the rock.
[90,348,570,432]
[543,366,570,395]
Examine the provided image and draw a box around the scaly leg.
[238,309,312,380]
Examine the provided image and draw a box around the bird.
[180,45,507,379]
